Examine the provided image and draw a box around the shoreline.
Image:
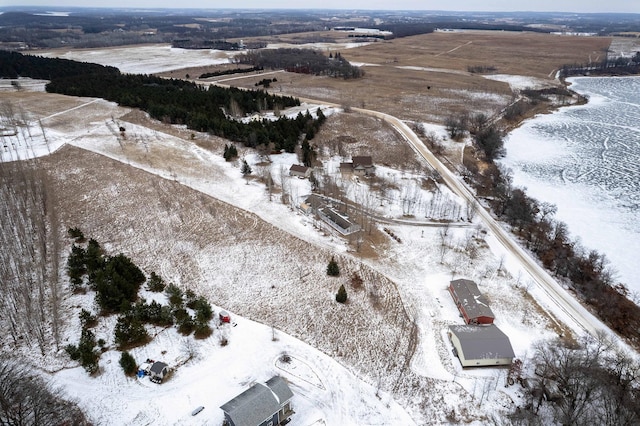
[502,75,640,293]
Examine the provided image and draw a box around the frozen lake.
[502,76,640,297]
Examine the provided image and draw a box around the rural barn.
[448,279,495,324]
[148,361,169,383]
[220,375,294,426]
[448,324,515,367]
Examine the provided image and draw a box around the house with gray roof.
[448,279,495,325]
[448,324,515,367]
[148,361,169,383]
[220,376,293,426]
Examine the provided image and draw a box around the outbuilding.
[448,279,495,325]
[220,375,294,426]
[448,324,515,367]
[220,311,231,323]
[148,361,169,383]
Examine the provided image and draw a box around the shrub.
[119,351,137,376]
[350,273,364,290]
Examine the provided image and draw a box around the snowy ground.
[34,45,240,74]
[1,57,627,424]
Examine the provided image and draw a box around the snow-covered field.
[34,45,240,74]
[2,46,632,424]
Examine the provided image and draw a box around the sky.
[5,1,640,14]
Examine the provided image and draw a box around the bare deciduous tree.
[0,356,89,425]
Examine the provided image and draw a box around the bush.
[335,284,348,303]
[327,256,340,277]
[119,351,137,376]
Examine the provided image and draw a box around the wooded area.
[1,50,324,152]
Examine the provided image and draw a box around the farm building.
[352,156,375,176]
[220,375,294,426]
[448,324,515,367]
[289,164,311,178]
[148,361,169,383]
[339,155,375,177]
[318,206,360,235]
[448,279,495,325]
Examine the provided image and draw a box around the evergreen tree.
[301,139,315,167]
[114,313,149,348]
[223,144,238,161]
[327,256,340,276]
[165,283,184,309]
[146,271,166,292]
[76,328,99,374]
[85,238,104,280]
[67,244,87,291]
[335,284,347,303]
[119,351,137,376]
[67,227,85,242]
[78,309,97,329]
[241,159,253,179]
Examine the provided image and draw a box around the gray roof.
[220,376,293,426]
[449,325,515,360]
[289,164,309,174]
[149,361,168,375]
[321,207,354,231]
[449,279,495,321]
[265,376,293,404]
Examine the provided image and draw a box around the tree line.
[239,48,364,79]
[559,53,640,78]
[459,115,640,345]
[0,50,323,153]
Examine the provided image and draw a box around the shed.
[448,324,515,367]
[289,164,310,178]
[220,376,294,426]
[220,311,231,323]
[148,361,169,383]
[448,279,495,324]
